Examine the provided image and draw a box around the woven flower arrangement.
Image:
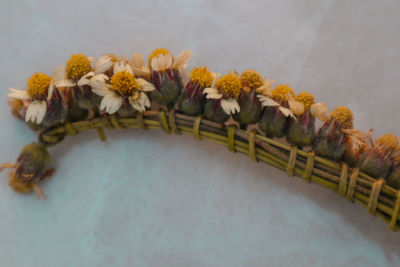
[2,49,400,233]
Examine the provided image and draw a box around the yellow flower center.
[330,106,353,129]
[148,48,172,66]
[190,67,213,88]
[216,73,242,99]
[272,84,294,102]
[240,69,263,89]
[26,72,52,98]
[65,54,92,81]
[376,134,399,150]
[110,71,139,95]
[295,92,315,110]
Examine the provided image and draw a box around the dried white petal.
[257,95,280,107]
[8,88,30,100]
[172,50,193,70]
[288,100,305,116]
[100,92,123,114]
[310,102,329,122]
[136,78,155,91]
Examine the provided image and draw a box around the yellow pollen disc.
[65,54,92,81]
[216,73,242,99]
[27,72,52,98]
[110,71,139,95]
[240,69,263,89]
[148,48,172,65]
[294,92,315,110]
[190,67,213,88]
[9,172,32,194]
[272,84,295,102]
[330,106,353,129]
[376,134,399,150]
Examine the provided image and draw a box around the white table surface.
[0,0,400,266]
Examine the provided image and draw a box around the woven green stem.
[38,111,400,232]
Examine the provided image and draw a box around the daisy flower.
[178,66,216,116]
[232,69,274,129]
[203,73,242,123]
[359,134,399,178]
[257,84,296,138]
[91,62,155,115]
[342,129,372,167]
[54,54,114,111]
[8,72,66,126]
[312,106,354,161]
[285,92,328,148]
[145,48,193,109]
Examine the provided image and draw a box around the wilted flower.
[312,106,353,161]
[8,72,67,128]
[257,84,295,138]
[142,48,192,110]
[232,70,273,129]
[178,67,216,116]
[359,134,399,178]
[285,92,327,148]
[387,147,400,189]
[55,54,113,114]
[203,73,241,123]
[92,62,155,117]
[341,129,372,167]
[0,143,54,199]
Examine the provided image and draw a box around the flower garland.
[1,48,400,232]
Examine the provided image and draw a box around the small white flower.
[54,55,112,92]
[203,73,240,115]
[92,62,155,114]
[150,49,193,72]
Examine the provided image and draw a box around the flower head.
[190,67,214,88]
[272,84,294,102]
[27,73,52,98]
[376,134,399,151]
[148,48,173,65]
[330,106,353,129]
[149,48,193,72]
[216,73,242,99]
[65,54,92,81]
[241,70,263,90]
[295,92,314,110]
[92,62,155,114]
[109,71,139,95]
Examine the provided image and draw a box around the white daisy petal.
[203,87,219,95]
[172,49,193,69]
[52,65,67,81]
[25,100,47,123]
[94,55,113,74]
[279,106,296,119]
[164,54,173,70]
[47,83,55,100]
[100,92,123,114]
[136,78,155,92]
[36,101,47,123]
[55,79,75,88]
[220,99,233,115]
[92,84,112,97]
[8,88,30,100]
[288,100,305,116]
[206,93,222,99]
[257,95,280,107]
[310,102,329,122]
[77,72,94,87]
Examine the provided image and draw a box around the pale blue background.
[1,0,400,266]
